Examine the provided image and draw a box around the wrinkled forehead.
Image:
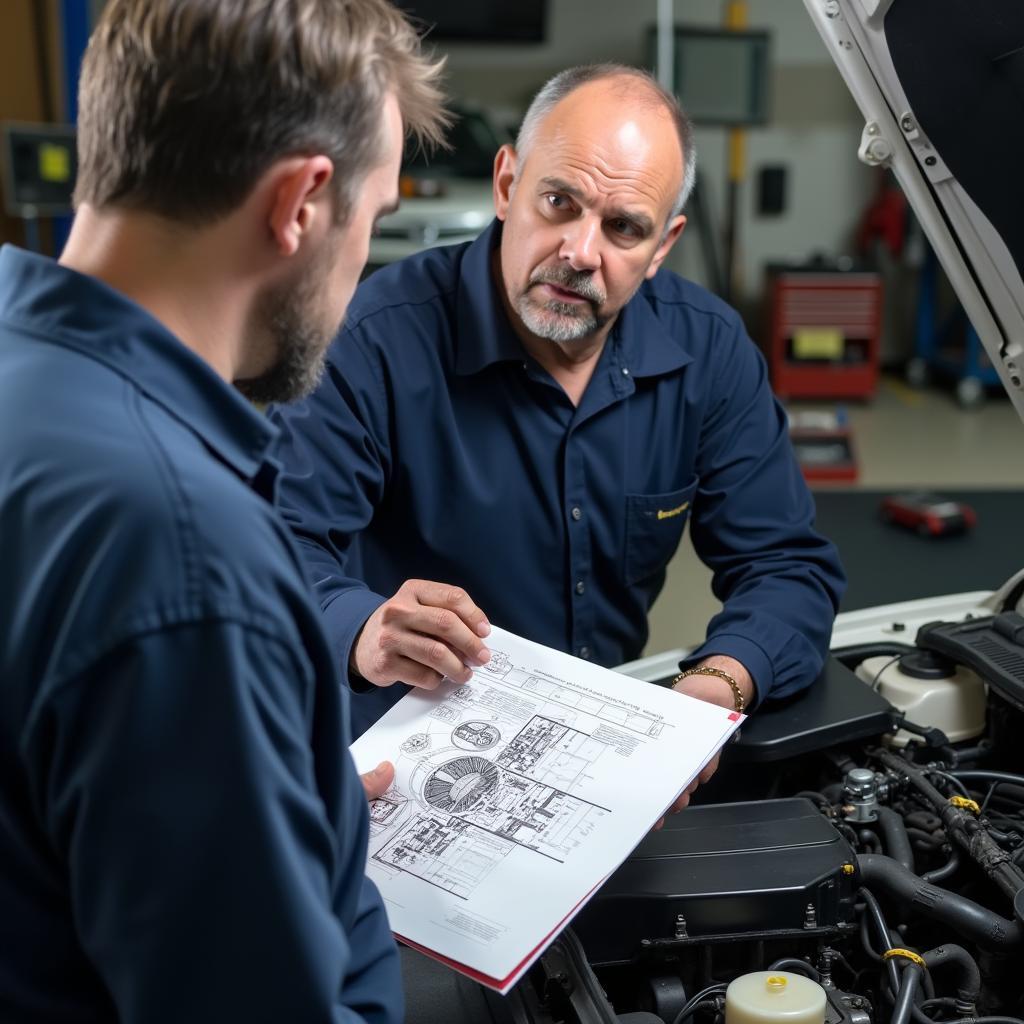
[523,80,684,216]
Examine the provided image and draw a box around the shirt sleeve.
[268,336,390,680]
[23,619,402,1024]
[682,314,847,705]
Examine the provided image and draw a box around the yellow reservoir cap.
[725,971,827,1024]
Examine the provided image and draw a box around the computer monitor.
[649,26,771,126]
[399,1,547,44]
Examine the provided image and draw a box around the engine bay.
[469,580,1024,1024]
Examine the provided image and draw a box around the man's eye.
[611,219,637,237]
[545,194,568,210]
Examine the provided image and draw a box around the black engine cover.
[574,798,858,966]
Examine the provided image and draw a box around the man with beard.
[270,65,845,803]
[0,1,447,1021]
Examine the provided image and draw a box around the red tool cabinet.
[764,267,882,400]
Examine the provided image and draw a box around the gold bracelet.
[673,666,746,714]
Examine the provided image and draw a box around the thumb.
[360,760,396,801]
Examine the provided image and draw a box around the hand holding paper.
[351,626,743,993]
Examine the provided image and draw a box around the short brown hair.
[74,0,448,224]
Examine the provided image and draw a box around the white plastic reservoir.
[855,653,986,746]
[725,971,826,1024]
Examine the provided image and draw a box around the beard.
[515,264,609,343]
[235,249,335,405]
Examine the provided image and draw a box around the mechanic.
[270,64,846,797]
[0,1,446,1021]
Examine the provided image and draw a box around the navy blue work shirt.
[270,221,845,737]
[0,246,401,1024]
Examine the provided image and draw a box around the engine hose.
[953,772,1024,806]
[944,1018,1024,1024]
[767,958,819,981]
[860,829,882,854]
[672,999,719,1024]
[954,770,1024,788]
[950,743,992,766]
[921,944,981,1012]
[906,828,946,849]
[922,849,960,885]
[832,642,916,669]
[875,751,1024,900]
[860,887,903,996]
[905,811,943,831]
[858,855,1022,948]
[890,963,922,1024]
[876,806,916,872]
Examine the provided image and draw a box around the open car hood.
[802,0,1024,423]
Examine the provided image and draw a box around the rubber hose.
[767,958,820,981]
[922,850,960,885]
[876,806,915,872]
[890,964,921,1024]
[922,943,981,1008]
[858,854,1022,948]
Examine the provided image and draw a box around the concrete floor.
[645,375,1024,657]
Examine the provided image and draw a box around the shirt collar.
[0,245,277,481]
[611,278,694,379]
[454,220,526,375]
[453,220,692,379]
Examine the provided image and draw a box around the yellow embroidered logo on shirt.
[657,501,690,520]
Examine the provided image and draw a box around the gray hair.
[514,63,697,222]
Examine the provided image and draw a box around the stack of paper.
[351,627,743,993]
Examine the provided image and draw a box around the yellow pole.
[725,1,748,183]
[723,0,748,301]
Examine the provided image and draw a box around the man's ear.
[267,155,335,257]
[492,144,518,221]
[645,215,687,279]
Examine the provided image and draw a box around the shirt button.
[571,506,582,521]
[579,646,591,659]
[622,367,630,376]
[575,580,585,595]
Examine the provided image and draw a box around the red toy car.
[880,492,976,537]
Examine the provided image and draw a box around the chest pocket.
[623,478,699,586]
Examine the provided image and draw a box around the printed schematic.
[368,656,620,899]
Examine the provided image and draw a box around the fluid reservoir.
[725,972,826,1024]
[855,650,986,746]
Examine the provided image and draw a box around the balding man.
[270,64,845,800]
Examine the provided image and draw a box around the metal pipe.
[656,0,674,94]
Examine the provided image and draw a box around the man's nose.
[559,216,602,273]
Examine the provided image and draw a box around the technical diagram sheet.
[350,626,743,993]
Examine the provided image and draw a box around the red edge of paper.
[395,881,604,995]
[393,712,744,994]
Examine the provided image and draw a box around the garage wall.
[436,0,875,311]
[0,0,64,249]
